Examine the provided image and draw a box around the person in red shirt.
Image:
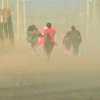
[40,22,56,58]
[42,22,56,45]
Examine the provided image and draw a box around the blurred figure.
[42,22,56,58]
[3,8,8,40]
[27,24,41,48]
[63,26,82,55]
[0,9,4,45]
[3,8,14,45]
[7,8,14,44]
[27,24,42,55]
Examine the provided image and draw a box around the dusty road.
[0,40,99,73]
[0,40,100,100]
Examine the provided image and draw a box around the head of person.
[71,26,76,31]
[32,24,38,31]
[46,22,52,28]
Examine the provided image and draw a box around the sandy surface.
[0,40,99,99]
[0,40,99,81]
[0,40,99,73]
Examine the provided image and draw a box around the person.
[42,23,56,44]
[63,26,82,55]
[0,9,4,44]
[41,22,56,58]
[7,8,14,44]
[3,8,8,39]
[27,24,41,47]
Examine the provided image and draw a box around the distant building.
[0,0,26,39]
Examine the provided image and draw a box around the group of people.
[0,6,82,57]
[27,23,56,58]
[27,22,82,57]
[0,8,14,46]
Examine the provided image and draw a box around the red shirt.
[38,37,45,47]
[42,26,56,43]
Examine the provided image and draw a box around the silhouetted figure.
[2,8,14,45]
[3,8,8,39]
[63,26,82,55]
[7,8,14,44]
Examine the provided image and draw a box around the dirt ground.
[0,39,99,81]
[0,40,100,99]
[0,40,100,73]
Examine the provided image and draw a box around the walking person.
[63,26,82,56]
[41,22,56,58]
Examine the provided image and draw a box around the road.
[0,40,100,100]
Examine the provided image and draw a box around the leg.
[0,23,4,47]
[73,44,80,56]
[9,32,14,45]
[64,40,72,56]
[0,33,4,47]
[4,23,9,39]
[8,21,14,45]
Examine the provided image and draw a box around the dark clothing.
[7,16,14,43]
[3,14,8,38]
[3,15,14,43]
[27,25,40,45]
[4,22,8,38]
[63,34,71,50]
[44,35,54,55]
[0,23,4,40]
[64,30,82,55]
[67,30,82,45]
[27,25,37,32]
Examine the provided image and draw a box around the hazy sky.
[0,0,86,12]
[25,0,86,10]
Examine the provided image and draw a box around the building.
[0,0,26,39]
